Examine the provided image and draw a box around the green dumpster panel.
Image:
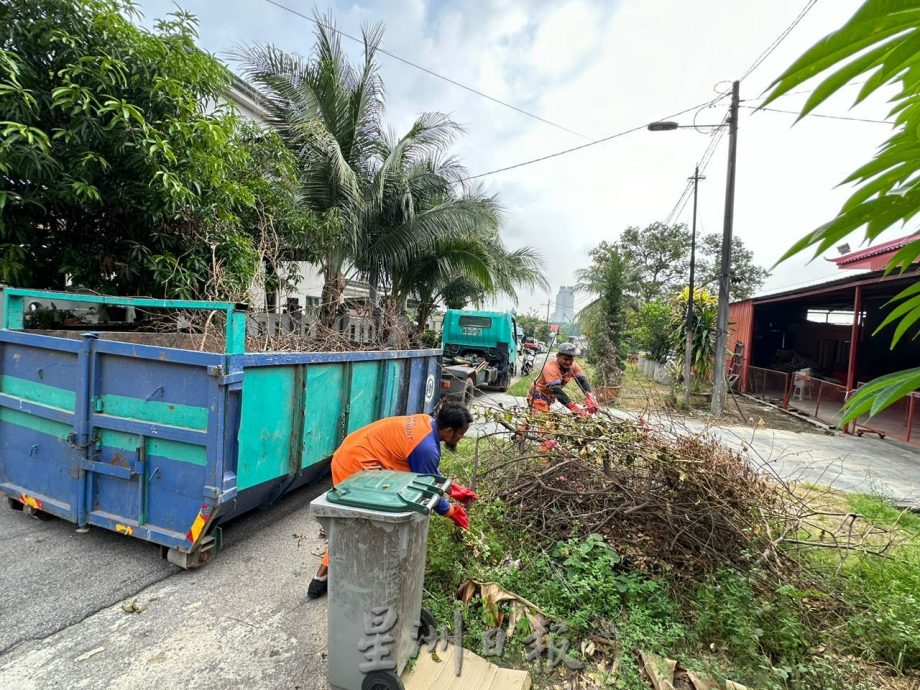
[237,366,297,490]
[99,394,208,430]
[346,361,382,434]
[301,364,345,469]
[100,429,207,466]
[380,359,404,417]
[1,375,75,411]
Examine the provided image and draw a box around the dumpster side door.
[84,340,224,548]
[0,332,83,521]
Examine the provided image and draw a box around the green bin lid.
[325,470,447,514]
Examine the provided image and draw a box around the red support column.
[741,306,755,394]
[845,286,862,434]
[907,394,916,443]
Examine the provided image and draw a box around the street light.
[648,80,740,416]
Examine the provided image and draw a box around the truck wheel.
[462,379,474,406]
[362,671,405,690]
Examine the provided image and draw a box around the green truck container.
[439,309,518,403]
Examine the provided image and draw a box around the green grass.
[848,493,920,533]
[423,441,920,689]
[507,375,532,397]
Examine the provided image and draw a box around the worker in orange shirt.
[307,402,476,599]
[527,342,599,415]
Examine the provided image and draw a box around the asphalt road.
[0,479,332,690]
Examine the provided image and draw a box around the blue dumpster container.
[0,289,442,567]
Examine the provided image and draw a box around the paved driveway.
[0,481,331,690]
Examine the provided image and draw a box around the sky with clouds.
[137,0,898,317]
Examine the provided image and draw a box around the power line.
[665,2,818,225]
[664,112,730,225]
[263,0,595,141]
[779,79,870,98]
[745,105,891,125]
[461,95,728,181]
[739,0,819,82]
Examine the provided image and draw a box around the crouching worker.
[527,342,599,415]
[307,402,476,599]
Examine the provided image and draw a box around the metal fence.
[787,378,848,428]
[745,366,791,407]
[742,366,920,446]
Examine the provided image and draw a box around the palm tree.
[400,229,547,332]
[238,16,544,336]
[236,15,384,327]
[353,113,485,318]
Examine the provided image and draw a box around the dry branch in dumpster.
[38,306,421,353]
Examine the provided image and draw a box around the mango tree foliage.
[0,0,304,298]
[765,0,920,421]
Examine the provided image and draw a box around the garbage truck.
[0,289,441,568]
[439,309,518,403]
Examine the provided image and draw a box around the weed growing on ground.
[424,441,920,689]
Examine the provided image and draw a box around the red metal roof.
[830,233,920,271]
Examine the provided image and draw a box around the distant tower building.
[553,286,576,323]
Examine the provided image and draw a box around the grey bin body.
[311,477,448,690]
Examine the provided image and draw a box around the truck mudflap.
[164,502,223,569]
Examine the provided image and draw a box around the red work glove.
[566,401,588,417]
[448,483,478,506]
[445,504,469,530]
[584,393,599,414]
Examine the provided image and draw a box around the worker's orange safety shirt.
[530,359,586,403]
[331,414,449,514]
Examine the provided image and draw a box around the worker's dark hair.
[436,401,474,430]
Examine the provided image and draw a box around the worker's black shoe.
[307,576,328,599]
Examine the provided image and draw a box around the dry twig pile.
[475,407,897,579]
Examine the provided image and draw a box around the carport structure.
[728,235,920,444]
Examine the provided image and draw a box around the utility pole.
[683,165,704,407]
[710,80,740,416]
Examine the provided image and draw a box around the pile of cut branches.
[474,407,895,579]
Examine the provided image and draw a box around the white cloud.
[138,0,897,314]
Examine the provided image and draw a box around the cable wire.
[263,0,596,141]
[461,95,729,181]
[739,0,819,82]
[664,112,730,225]
[662,2,817,226]
[745,105,891,125]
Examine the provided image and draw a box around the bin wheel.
[7,497,23,511]
[362,671,404,690]
[417,607,437,641]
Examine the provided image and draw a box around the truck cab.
[439,310,518,403]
